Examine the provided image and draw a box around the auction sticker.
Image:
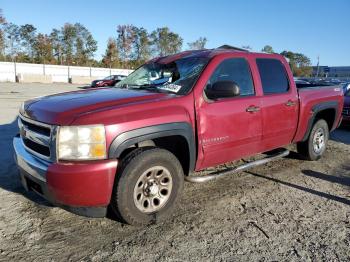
[158,84,182,93]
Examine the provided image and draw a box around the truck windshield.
[115,57,209,95]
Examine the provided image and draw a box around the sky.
[1,0,349,66]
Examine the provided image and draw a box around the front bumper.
[13,135,118,217]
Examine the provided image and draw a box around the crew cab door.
[195,56,263,169]
[255,58,299,149]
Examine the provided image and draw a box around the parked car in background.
[91,75,127,87]
[294,79,310,85]
[342,83,350,125]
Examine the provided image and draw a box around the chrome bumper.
[13,134,50,183]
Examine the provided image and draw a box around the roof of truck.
[149,45,282,64]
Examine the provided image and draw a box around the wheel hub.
[313,128,325,154]
[133,166,173,213]
[144,180,159,196]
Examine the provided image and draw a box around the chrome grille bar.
[21,125,50,146]
[18,115,57,162]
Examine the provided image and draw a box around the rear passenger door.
[256,58,299,150]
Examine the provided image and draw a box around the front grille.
[20,118,50,136]
[23,138,51,156]
[343,107,350,116]
[18,115,54,161]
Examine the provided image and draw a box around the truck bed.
[296,82,340,89]
[292,84,344,143]
[297,85,342,94]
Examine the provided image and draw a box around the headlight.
[57,125,106,160]
[19,102,25,114]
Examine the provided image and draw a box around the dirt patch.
[0,83,349,261]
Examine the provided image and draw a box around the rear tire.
[297,119,329,161]
[110,147,184,226]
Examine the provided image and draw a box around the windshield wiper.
[119,83,177,94]
[126,84,162,92]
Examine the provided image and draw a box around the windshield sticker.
[158,84,182,93]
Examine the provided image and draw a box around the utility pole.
[14,60,17,82]
[316,56,320,78]
[109,57,113,76]
[68,60,70,83]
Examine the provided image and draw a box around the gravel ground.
[0,83,349,261]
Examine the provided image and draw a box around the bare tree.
[280,50,312,76]
[241,45,252,51]
[33,33,53,63]
[74,23,97,65]
[133,27,151,64]
[150,27,183,56]
[187,37,207,50]
[261,45,274,53]
[4,23,21,61]
[0,9,6,58]
[19,24,37,61]
[117,25,136,67]
[102,37,119,68]
[61,23,77,65]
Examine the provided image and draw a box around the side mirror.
[205,80,240,100]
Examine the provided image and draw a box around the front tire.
[297,119,329,161]
[110,147,184,225]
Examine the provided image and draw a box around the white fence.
[0,61,133,83]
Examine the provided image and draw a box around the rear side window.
[207,58,255,96]
[256,58,289,94]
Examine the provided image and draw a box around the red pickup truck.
[13,47,344,225]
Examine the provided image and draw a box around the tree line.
[0,9,312,76]
[262,45,312,77]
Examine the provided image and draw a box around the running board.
[185,149,290,183]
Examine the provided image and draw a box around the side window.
[256,58,289,94]
[206,58,255,96]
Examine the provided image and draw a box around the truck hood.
[22,88,172,125]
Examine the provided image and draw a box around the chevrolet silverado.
[14,47,344,225]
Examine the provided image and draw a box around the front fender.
[108,122,196,172]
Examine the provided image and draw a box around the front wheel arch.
[110,147,184,225]
[108,123,196,175]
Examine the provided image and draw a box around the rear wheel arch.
[108,122,196,175]
[297,119,329,161]
[301,101,338,142]
[314,108,336,130]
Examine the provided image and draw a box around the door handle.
[285,100,296,107]
[246,106,260,113]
